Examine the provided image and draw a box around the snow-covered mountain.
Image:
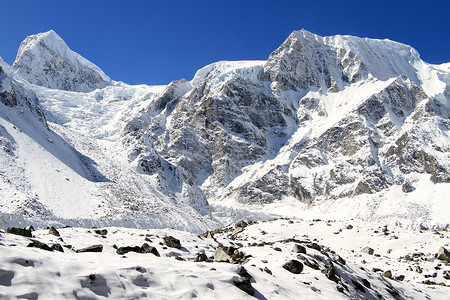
[12,30,112,92]
[0,29,449,231]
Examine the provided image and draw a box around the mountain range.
[1,29,449,232]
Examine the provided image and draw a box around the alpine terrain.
[0,30,449,299]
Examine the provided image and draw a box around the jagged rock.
[362,278,371,288]
[195,253,208,262]
[116,246,141,255]
[361,247,374,255]
[76,245,103,253]
[48,226,60,237]
[163,236,181,249]
[6,227,32,237]
[27,240,53,251]
[383,270,393,279]
[231,227,244,237]
[437,246,450,262]
[233,266,254,295]
[443,270,450,280]
[264,267,272,275]
[24,225,35,232]
[51,243,64,252]
[324,265,338,283]
[140,243,160,256]
[292,244,307,254]
[214,245,237,263]
[402,181,415,193]
[233,278,254,296]
[199,231,214,239]
[351,279,366,293]
[297,254,320,270]
[282,260,304,274]
[95,229,108,236]
[394,275,405,281]
[235,221,248,229]
[307,243,322,251]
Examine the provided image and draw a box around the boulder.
[437,246,450,262]
[233,278,254,296]
[195,253,208,262]
[214,245,236,263]
[282,260,304,274]
[76,245,103,253]
[51,243,64,252]
[139,243,160,256]
[95,229,108,236]
[6,227,32,237]
[48,226,60,237]
[163,236,181,249]
[292,244,306,254]
[116,246,141,255]
[383,270,392,279]
[361,246,374,255]
[27,240,53,251]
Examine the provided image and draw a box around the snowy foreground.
[1,218,449,299]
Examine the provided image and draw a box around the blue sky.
[1,0,449,85]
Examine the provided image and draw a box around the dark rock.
[6,227,32,237]
[402,181,415,193]
[51,243,64,252]
[282,260,304,274]
[307,243,322,251]
[324,265,338,283]
[163,236,181,249]
[264,267,272,275]
[346,225,354,230]
[297,254,320,270]
[89,274,96,281]
[76,244,103,253]
[140,243,160,256]
[238,266,252,280]
[351,279,366,293]
[48,226,60,237]
[361,246,374,255]
[394,275,405,281]
[195,253,208,262]
[27,240,53,251]
[362,278,371,288]
[116,246,141,255]
[235,221,248,229]
[95,229,108,236]
[337,285,345,293]
[273,247,282,252]
[437,246,450,262]
[233,278,254,296]
[443,270,450,280]
[387,288,400,299]
[175,257,185,261]
[292,244,306,254]
[24,225,35,232]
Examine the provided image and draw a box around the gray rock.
[233,278,254,296]
[214,245,236,263]
[361,246,374,255]
[140,243,160,257]
[116,246,141,255]
[95,229,108,236]
[195,253,208,262]
[48,226,60,237]
[282,260,304,274]
[76,244,103,253]
[437,246,450,262]
[163,236,181,249]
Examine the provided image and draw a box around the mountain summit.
[12,30,111,92]
[0,29,449,230]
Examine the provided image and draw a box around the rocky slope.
[0,29,449,230]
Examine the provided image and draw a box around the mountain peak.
[12,30,111,93]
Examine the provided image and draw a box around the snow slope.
[0,219,449,299]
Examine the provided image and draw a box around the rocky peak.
[12,30,111,92]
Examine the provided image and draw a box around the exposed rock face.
[6,227,32,237]
[437,246,450,262]
[12,30,111,92]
